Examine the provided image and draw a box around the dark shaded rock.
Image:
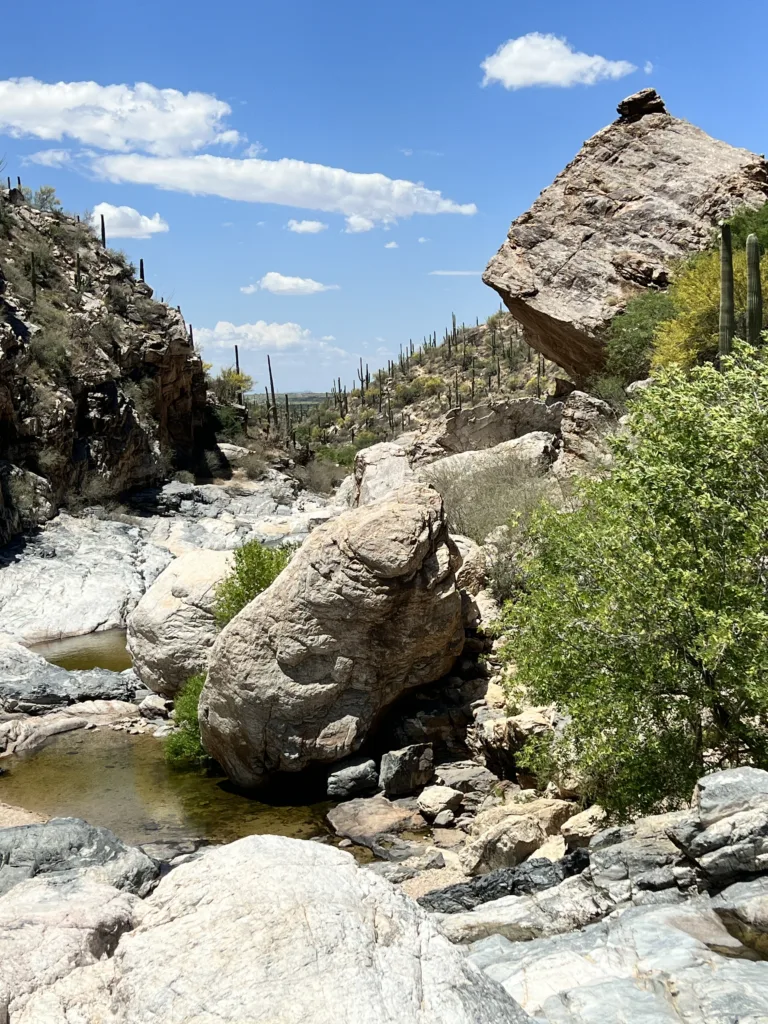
[418,849,589,914]
[616,87,667,122]
[0,817,160,897]
[326,757,379,799]
[379,743,435,797]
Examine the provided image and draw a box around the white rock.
[418,786,465,819]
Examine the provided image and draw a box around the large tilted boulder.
[126,549,233,696]
[484,88,768,380]
[15,835,530,1024]
[200,484,465,788]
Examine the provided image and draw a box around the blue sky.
[2,0,768,392]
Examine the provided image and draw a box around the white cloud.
[418,236,429,243]
[242,271,339,296]
[321,334,336,341]
[384,241,398,249]
[644,61,654,74]
[243,141,267,157]
[91,153,476,225]
[481,33,636,90]
[91,201,169,239]
[286,218,328,234]
[196,319,345,356]
[27,148,71,167]
[400,148,413,157]
[429,270,481,276]
[0,78,240,155]
[344,214,376,233]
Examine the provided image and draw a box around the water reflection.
[29,629,133,672]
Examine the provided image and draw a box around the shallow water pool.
[29,628,133,673]
[0,728,332,847]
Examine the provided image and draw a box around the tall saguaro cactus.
[746,232,763,345]
[719,221,735,357]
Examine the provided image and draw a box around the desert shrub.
[587,373,628,415]
[28,331,69,377]
[294,458,351,494]
[209,367,253,405]
[106,281,131,315]
[23,240,57,290]
[173,470,195,484]
[242,451,267,480]
[33,186,61,213]
[726,201,768,252]
[502,345,768,819]
[315,444,357,467]
[213,539,293,627]
[213,404,247,443]
[424,454,555,545]
[164,674,213,768]
[603,289,676,382]
[652,249,768,369]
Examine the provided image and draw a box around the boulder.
[352,442,415,505]
[0,700,140,757]
[460,815,547,876]
[0,818,159,898]
[415,399,563,461]
[0,876,140,1022]
[484,89,768,381]
[469,798,576,839]
[561,805,607,849]
[693,766,768,827]
[326,757,379,799]
[452,534,487,597]
[326,794,426,851]
[0,635,136,714]
[379,743,435,797]
[423,432,557,486]
[551,391,617,478]
[434,760,501,794]
[200,484,465,787]
[418,785,464,819]
[126,549,233,696]
[467,887,768,1023]
[15,835,530,1024]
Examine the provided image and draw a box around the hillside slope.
[0,187,206,544]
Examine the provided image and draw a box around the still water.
[1,714,332,847]
[30,628,133,672]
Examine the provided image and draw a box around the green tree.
[602,289,676,382]
[501,345,768,818]
[213,539,292,627]
[210,366,254,404]
[33,185,62,213]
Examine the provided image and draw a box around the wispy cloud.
[241,271,339,296]
[418,236,429,244]
[429,270,480,276]
[0,78,240,156]
[481,33,636,90]
[286,218,328,234]
[26,148,71,167]
[384,241,398,249]
[91,201,169,239]
[91,152,476,226]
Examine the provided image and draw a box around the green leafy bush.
[502,345,768,819]
[213,540,292,627]
[603,289,676,382]
[164,673,211,768]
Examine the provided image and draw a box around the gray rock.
[201,485,464,788]
[468,893,768,1023]
[694,766,768,827]
[0,817,160,898]
[435,760,500,794]
[15,835,530,1024]
[352,442,416,506]
[418,785,464,819]
[484,89,768,380]
[327,757,379,799]
[138,693,172,719]
[419,850,590,915]
[379,743,435,797]
[0,636,135,713]
[435,809,456,827]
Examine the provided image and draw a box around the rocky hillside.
[485,88,768,380]
[0,187,207,545]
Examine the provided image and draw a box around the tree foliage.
[501,346,768,817]
[603,289,676,383]
[213,539,292,627]
[164,673,212,768]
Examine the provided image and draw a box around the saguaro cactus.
[100,214,106,248]
[746,232,763,345]
[719,221,735,357]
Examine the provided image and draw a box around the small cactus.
[719,221,735,357]
[746,232,763,345]
[100,213,106,248]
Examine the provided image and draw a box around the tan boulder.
[460,815,546,875]
[561,805,608,849]
[127,550,233,696]
[200,485,465,788]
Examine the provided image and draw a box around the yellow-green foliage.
[653,250,768,369]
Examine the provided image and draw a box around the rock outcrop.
[484,89,768,380]
[126,549,232,696]
[0,188,207,542]
[200,484,465,787]
[13,835,530,1024]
